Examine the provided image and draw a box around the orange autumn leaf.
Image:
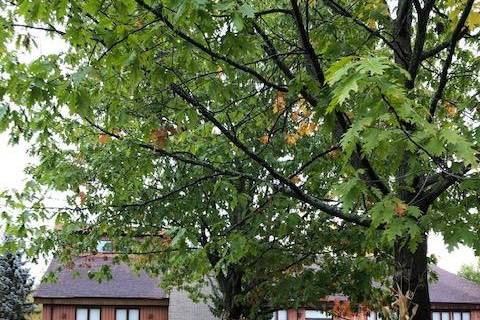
[216,65,224,79]
[79,191,87,205]
[135,19,143,28]
[285,133,299,146]
[298,104,312,117]
[327,148,341,159]
[98,133,110,145]
[297,121,317,136]
[290,175,301,185]
[291,111,300,122]
[395,201,408,217]
[150,128,168,148]
[273,91,286,114]
[259,135,270,145]
[444,101,457,117]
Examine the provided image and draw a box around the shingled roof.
[34,259,480,306]
[430,265,480,304]
[34,255,167,300]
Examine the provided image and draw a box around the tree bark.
[394,234,430,320]
[217,266,245,320]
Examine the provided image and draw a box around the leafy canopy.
[0,0,479,318]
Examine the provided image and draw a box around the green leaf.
[239,4,255,18]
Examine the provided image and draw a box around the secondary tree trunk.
[394,234,430,320]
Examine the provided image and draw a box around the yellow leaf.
[367,19,377,29]
[273,91,286,114]
[298,103,312,117]
[291,111,300,122]
[467,11,480,30]
[327,149,341,159]
[297,121,317,136]
[290,175,301,185]
[259,135,270,145]
[285,133,299,146]
[444,101,458,117]
[394,201,408,217]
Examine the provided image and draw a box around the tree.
[459,260,480,285]
[0,251,35,320]
[0,0,480,319]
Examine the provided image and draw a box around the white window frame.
[431,311,471,320]
[75,307,101,320]
[116,308,140,320]
[305,310,332,320]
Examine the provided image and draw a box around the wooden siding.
[471,310,480,320]
[42,305,52,320]
[42,305,75,320]
[42,305,167,320]
[141,306,168,320]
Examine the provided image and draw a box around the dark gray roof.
[34,260,480,305]
[430,265,480,304]
[34,255,167,300]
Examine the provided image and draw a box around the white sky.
[0,19,478,282]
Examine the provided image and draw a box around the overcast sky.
[0,21,478,282]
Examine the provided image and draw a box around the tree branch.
[134,0,287,92]
[421,28,469,60]
[290,0,325,84]
[323,0,409,67]
[429,0,475,119]
[407,0,435,87]
[170,83,370,227]
[11,23,66,36]
[83,118,260,182]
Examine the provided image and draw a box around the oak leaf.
[290,175,301,185]
[79,191,87,205]
[444,101,457,117]
[297,121,317,136]
[285,133,299,146]
[273,91,286,114]
[150,128,168,148]
[98,133,110,145]
[259,135,270,145]
[394,201,408,217]
[327,149,341,159]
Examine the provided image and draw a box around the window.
[116,309,140,320]
[305,310,332,320]
[96,240,113,253]
[76,308,100,320]
[368,311,381,320]
[432,312,470,320]
[277,310,287,320]
[271,310,287,320]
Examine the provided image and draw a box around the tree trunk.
[394,234,430,320]
[217,266,245,320]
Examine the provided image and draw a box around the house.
[34,254,480,320]
[33,255,215,320]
